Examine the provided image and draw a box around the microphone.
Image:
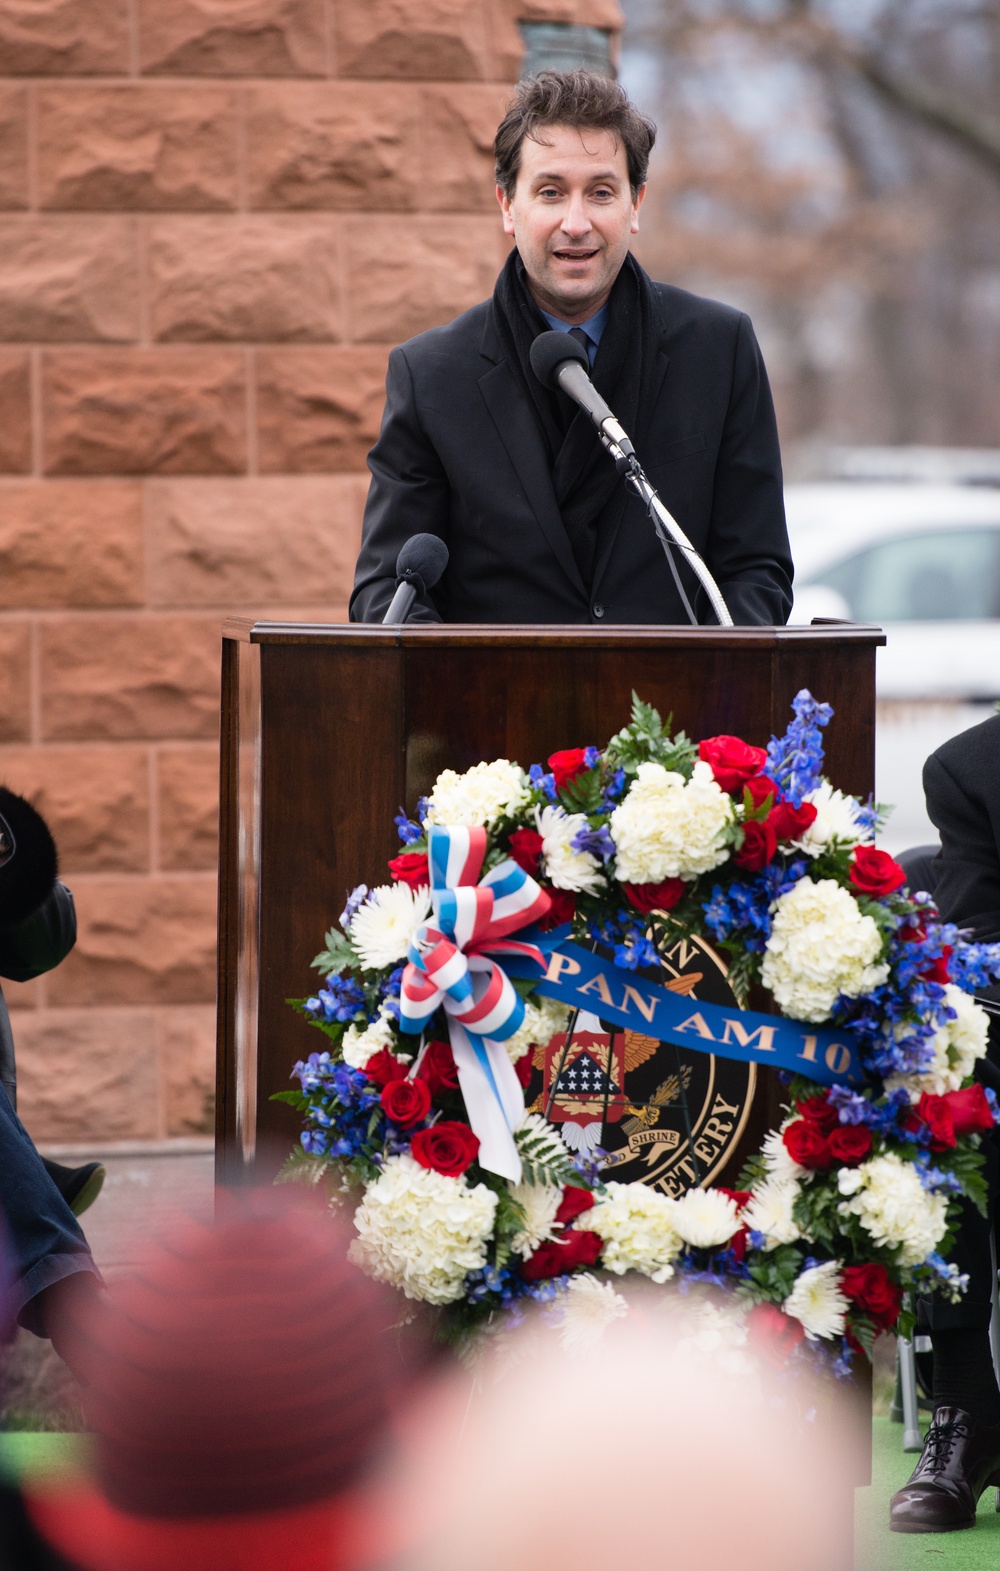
[382,533,449,624]
[529,330,635,458]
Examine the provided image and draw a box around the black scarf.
[491,248,660,587]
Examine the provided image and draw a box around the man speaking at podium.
[350,70,793,627]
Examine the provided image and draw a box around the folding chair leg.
[897,1337,923,1452]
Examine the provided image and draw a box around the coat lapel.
[478,317,588,603]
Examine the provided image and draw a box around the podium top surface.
[223,619,886,650]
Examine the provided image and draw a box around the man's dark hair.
[494,70,656,201]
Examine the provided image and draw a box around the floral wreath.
[278,692,1000,1377]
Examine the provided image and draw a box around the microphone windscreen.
[395,532,449,590]
[530,329,589,390]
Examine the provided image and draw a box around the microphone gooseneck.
[528,329,733,629]
[382,533,450,625]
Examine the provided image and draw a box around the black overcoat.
[350,280,793,626]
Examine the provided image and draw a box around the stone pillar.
[0,0,621,1143]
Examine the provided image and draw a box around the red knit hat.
[26,1191,416,1571]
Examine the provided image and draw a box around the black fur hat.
[0,786,58,931]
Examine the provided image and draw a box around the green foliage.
[559,767,605,817]
[311,927,359,978]
[514,1118,578,1188]
[605,692,697,778]
[271,1088,308,1110]
[741,1244,802,1304]
[490,1181,527,1270]
[275,1145,334,1190]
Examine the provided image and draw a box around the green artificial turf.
[856,1417,1000,1570]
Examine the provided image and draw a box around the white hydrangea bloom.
[341,1007,406,1071]
[793,782,872,857]
[535,805,605,895]
[837,1152,948,1267]
[558,1274,628,1353]
[349,1154,497,1305]
[670,1186,741,1250]
[502,996,571,1065]
[742,1176,803,1249]
[760,877,888,1023]
[609,760,734,884]
[348,882,431,970]
[885,986,990,1097]
[783,1260,848,1341]
[424,759,530,829]
[589,1182,683,1283]
[509,1182,562,1260]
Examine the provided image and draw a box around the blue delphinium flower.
[601,767,627,809]
[529,763,558,801]
[292,1059,380,1161]
[583,746,601,769]
[394,811,423,845]
[380,965,405,1021]
[304,974,366,1024]
[571,824,615,863]
[340,883,369,927]
[765,689,832,808]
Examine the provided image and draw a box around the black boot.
[890,1405,1000,1532]
[42,1158,105,1218]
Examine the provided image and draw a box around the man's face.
[497,124,645,324]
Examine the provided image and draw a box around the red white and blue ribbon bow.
[399,825,551,1181]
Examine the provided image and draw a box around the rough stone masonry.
[0,0,622,1143]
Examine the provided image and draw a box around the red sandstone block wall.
[0,0,620,1143]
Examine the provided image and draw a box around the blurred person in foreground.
[8,1192,417,1571]
[0,788,104,1373]
[890,714,1000,1533]
[390,1296,855,1571]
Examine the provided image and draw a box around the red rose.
[418,1039,459,1097]
[767,801,818,842]
[849,845,907,897]
[364,1048,407,1089]
[716,1188,751,1261]
[828,1124,872,1166]
[743,775,779,811]
[554,1186,596,1227]
[840,1263,903,1332]
[920,945,953,985]
[698,735,769,794]
[519,1229,603,1282]
[514,1051,535,1089]
[508,828,544,875]
[900,920,927,944]
[387,851,430,889]
[380,1077,431,1128]
[782,1119,832,1169]
[623,879,685,915]
[796,1094,839,1135]
[548,749,591,791]
[944,1084,995,1138]
[734,819,778,872]
[746,1301,806,1362]
[539,888,576,930]
[410,1120,480,1177]
[910,1093,956,1152]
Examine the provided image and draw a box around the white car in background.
[784,474,1000,851]
[785,482,1000,699]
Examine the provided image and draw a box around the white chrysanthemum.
[793,782,872,857]
[670,1186,741,1250]
[535,805,605,895]
[760,1126,807,1182]
[502,996,571,1064]
[609,760,734,883]
[885,986,990,1097]
[349,1154,497,1305]
[341,1006,406,1071]
[589,1182,682,1283]
[424,759,529,829]
[837,1152,948,1267]
[760,877,888,1023]
[509,1182,562,1259]
[348,882,431,970]
[783,1260,848,1341]
[742,1176,803,1249]
[558,1274,628,1353]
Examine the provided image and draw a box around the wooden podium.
[216,620,884,1183]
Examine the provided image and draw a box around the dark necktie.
[568,326,591,365]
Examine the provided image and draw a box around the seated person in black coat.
[891,715,1000,1532]
[351,70,793,628]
